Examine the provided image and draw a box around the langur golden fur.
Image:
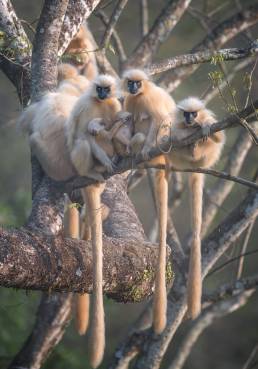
[18,64,90,181]
[122,69,176,334]
[169,97,225,319]
[64,23,98,81]
[66,74,124,368]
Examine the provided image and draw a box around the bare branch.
[161,3,258,91]
[147,42,258,76]
[236,220,255,279]
[169,166,258,191]
[96,9,127,65]
[112,188,258,369]
[124,0,192,68]
[8,294,73,369]
[202,129,253,236]
[242,344,258,369]
[168,290,254,369]
[100,0,129,50]
[140,0,149,37]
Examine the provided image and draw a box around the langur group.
[18,23,225,368]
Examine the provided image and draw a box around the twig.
[236,220,255,279]
[168,291,254,369]
[100,0,129,50]
[207,248,258,277]
[140,0,149,37]
[124,0,192,68]
[96,9,127,64]
[160,4,258,92]
[169,167,258,191]
[242,344,258,369]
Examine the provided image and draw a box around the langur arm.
[141,119,157,160]
[89,136,115,173]
[88,118,106,136]
[210,130,225,143]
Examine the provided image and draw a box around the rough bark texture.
[0,226,171,301]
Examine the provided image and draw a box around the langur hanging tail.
[153,166,168,334]
[187,172,204,319]
[75,206,91,336]
[82,183,105,369]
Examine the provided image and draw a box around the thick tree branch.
[147,42,258,75]
[31,0,69,101]
[0,0,31,104]
[0,226,171,301]
[58,0,101,56]
[161,4,258,91]
[124,0,192,68]
[140,0,149,37]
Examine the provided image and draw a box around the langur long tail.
[83,183,105,369]
[65,202,90,335]
[153,168,168,334]
[75,211,91,336]
[187,172,204,319]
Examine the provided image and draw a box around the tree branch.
[168,290,254,369]
[147,41,258,75]
[161,3,258,91]
[58,0,101,56]
[110,188,258,369]
[100,0,129,50]
[124,0,192,68]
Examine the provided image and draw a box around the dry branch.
[148,42,258,75]
[161,3,258,91]
[124,0,192,68]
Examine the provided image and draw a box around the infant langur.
[66,75,133,368]
[123,69,176,334]
[169,97,225,319]
[18,63,90,181]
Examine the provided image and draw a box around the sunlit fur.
[18,65,89,181]
[169,97,225,319]
[64,23,98,81]
[123,68,177,335]
[65,74,122,369]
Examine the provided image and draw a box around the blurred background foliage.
[0,0,257,368]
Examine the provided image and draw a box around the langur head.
[177,97,206,126]
[122,69,149,95]
[92,74,118,101]
[57,63,79,84]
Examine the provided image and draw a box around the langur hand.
[200,124,211,141]
[103,158,116,173]
[141,145,151,160]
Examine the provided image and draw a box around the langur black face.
[183,111,198,126]
[96,85,111,100]
[127,79,142,95]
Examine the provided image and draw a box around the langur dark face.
[96,85,111,100]
[127,79,142,95]
[183,111,198,126]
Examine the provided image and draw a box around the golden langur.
[66,74,123,368]
[64,23,98,81]
[122,69,177,334]
[169,97,225,319]
[18,64,90,181]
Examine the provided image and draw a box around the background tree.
[0,1,258,369]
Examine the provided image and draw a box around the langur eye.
[96,86,101,92]
[192,111,198,118]
[104,86,110,92]
[137,81,142,88]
